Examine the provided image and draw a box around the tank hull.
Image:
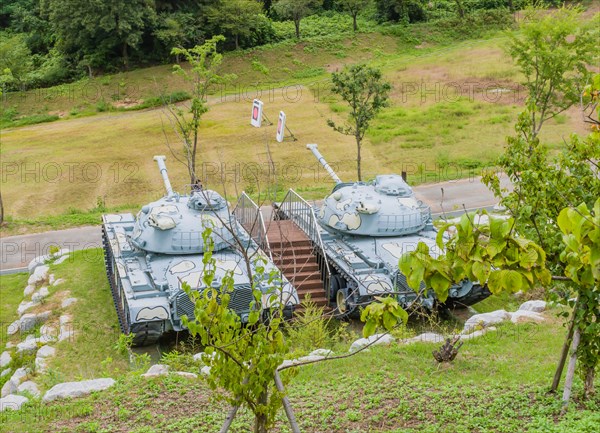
[101,213,298,346]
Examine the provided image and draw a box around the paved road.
[0,176,510,273]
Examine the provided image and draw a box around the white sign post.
[250,99,264,128]
[275,111,296,142]
[276,111,286,142]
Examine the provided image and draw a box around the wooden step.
[281,262,319,273]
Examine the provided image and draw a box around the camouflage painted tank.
[102,156,299,345]
[305,144,490,317]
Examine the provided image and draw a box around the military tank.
[102,156,299,345]
[303,144,490,317]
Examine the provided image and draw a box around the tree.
[154,11,203,61]
[182,236,293,433]
[0,34,32,89]
[273,0,319,39]
[398,203,600,404]
[506,7,598,139]
[556,200,600,403]
[208,0,263,50]
[163,36,235,186]
[327,64,391,181]
[336,0,370,32]
[47,0,156,70]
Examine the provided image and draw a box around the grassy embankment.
[0,251,598,432]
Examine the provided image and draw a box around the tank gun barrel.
[153,155,175,197]
[306,144,342,185]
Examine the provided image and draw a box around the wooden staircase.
[266,220,328,308]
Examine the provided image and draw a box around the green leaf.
[471,261,491,283]
[363,320,377,338]
[429,273,451,302]
[487,270,503,294]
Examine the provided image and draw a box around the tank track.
[102,225,162,346]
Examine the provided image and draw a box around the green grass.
[1,319,598,432]
[1,204,139,237]
[1,248,598,432]
[0,250,129,395]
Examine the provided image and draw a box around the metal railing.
[233,192,273,261]
[278,189,331,290]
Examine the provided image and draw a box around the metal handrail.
[278,189,332,285]
[232,192,273,261]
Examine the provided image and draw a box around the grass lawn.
[1,246,597,432]
[0,250,129,395]
[0,319,598,432]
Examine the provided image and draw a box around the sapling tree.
[272,0,319,39]
[182,225,409,432]
[336,0,370,32]
[506,7,598,139]
[398,204,600,404]
[163,36,235,186]
[328,64,391,181]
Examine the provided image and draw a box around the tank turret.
[306,144,431,237]
[128,156,236,254]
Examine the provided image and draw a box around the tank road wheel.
[329,274,344,301]
[130,322,164,347]
[334,288,356,319]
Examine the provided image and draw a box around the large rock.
[349,333,396,353]
[464,310,511,332]
[9,368,29,385]
[510,310,545,324]
[1,380,17,398]
[0,395,28,412]
[519,300,546,313]
[18,311,51,333]
[142,364,169,378]
[309,349,333,357]
[23,285,36,296]
[200,366,211,376]
[1,369,11,378]
[35,345,56,372]
[17,301,38,317]
[6,321,20,336]
[17,381,40,397]
[32,287,50,303]
[0,351,11,368]
[16,340,38,354]
[403,332,445,344]
[28,265,49,285]
[459,327,497,341]
[42,378,116,402]
[174,372,198,379]
[61,298,78,308]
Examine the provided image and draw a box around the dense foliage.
[0,0,520,90]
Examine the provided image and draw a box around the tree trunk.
[122,42,129,70]
[352,13,358,32]
[253,388,269,433]
[551,300,577,393]
[584,367,595,399]
[0,189,4,225]
[294,19,300,39]
[87,64,93,79]
[235,34,239,50]
[561,327,581,413]
[356,135,362,181]
[274,371,301,433]
[219,405,240,433]
[455,0,465,19]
